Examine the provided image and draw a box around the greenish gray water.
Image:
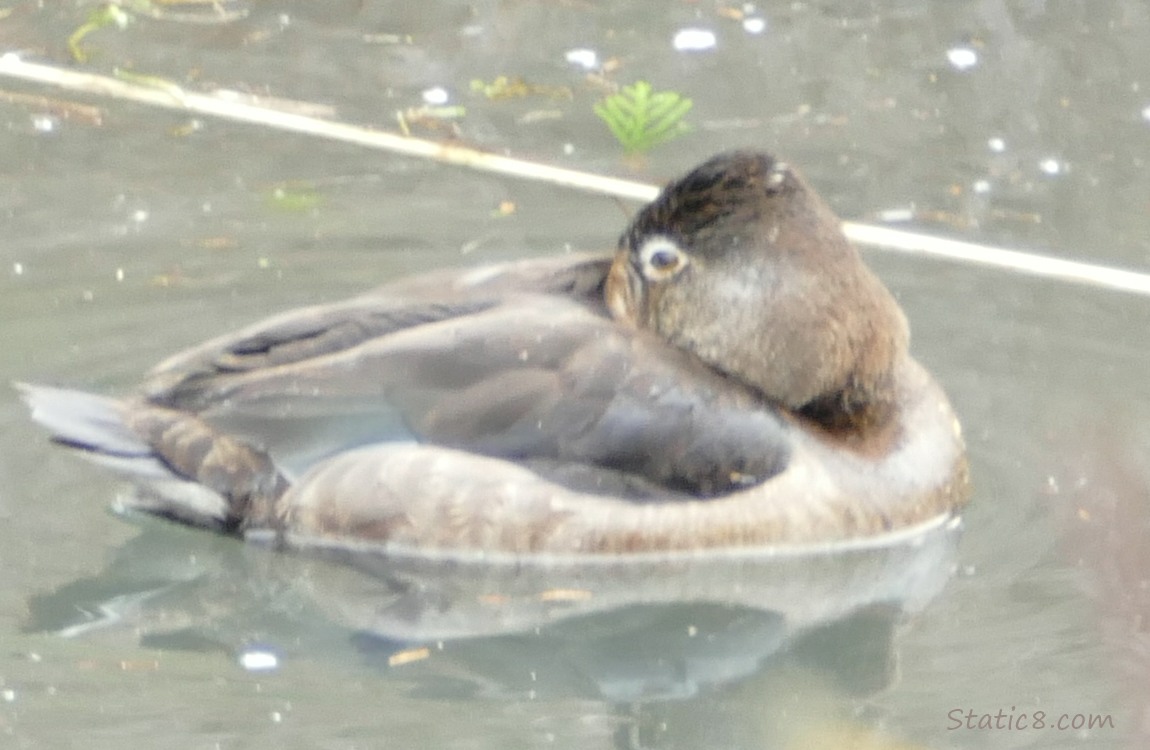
[1,2,1148,748]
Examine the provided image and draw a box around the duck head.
[606,151,909,430]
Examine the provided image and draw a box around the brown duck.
[20,151,969,556]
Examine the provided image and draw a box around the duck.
[19,151,969,557]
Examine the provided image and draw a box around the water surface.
[2,1,1148,748]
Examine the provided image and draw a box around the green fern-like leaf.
[594,81,693,155]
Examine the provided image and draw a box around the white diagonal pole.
[4,54,1150,297]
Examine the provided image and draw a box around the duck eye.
[637,237,688,280]
[649,249,678,269]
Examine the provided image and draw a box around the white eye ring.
[637,236,689,280]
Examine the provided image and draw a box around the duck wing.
[144,287,789,497]
[143,253,611,394]
[33,255,790,502]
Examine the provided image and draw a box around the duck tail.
[15,383,288,534]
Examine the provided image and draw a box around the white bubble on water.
[421,86,450,105]
[946,47,978,71]
[239,648,280,672]
[564,48,599,70]
[673,28,717,52]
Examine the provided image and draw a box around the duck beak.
[606,251,645,327]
